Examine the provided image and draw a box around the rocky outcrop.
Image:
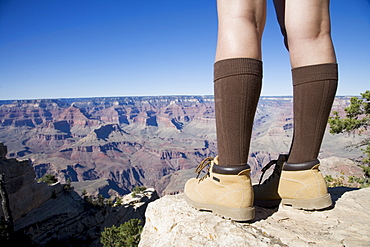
[0,143,61,221]
[0,143,159,246]
[139,187,370,247]
[15,188,158,246]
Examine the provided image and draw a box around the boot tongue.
[258,154,288,186]
[214,155,219,165]
[258,159,278,185]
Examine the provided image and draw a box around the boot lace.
[195,157,214,182]
[258,159,278,186]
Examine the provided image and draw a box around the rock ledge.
[140,187,370,247]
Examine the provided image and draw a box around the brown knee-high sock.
[287,63,338,164]
[214,58,262,167]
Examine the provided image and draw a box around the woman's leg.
[254,0,336,210]
[275,0,338,164]
[215,0,266,167]
[184,0,266,221]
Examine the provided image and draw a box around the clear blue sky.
[1,0,369,100]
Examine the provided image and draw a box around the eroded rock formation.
[0,143,60,221]
[15,188,158,246]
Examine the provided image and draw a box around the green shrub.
[132,186,146,193]
[325,174,370,188]
[324,175,346,187]
[324,175,334,183]
[100,219,143,247]
[131,186,146,198]
[348,175,370,188]
[114,197,123,206]
[328,90,370,187]
[37,174,57,185]
[63,178,73,191]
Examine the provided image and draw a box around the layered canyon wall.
[0,96,364,196]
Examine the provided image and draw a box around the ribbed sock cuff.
[292,63,338,86]
[214,58,263,82]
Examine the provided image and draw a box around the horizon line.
[0,94,358,102]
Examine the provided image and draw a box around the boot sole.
[184,194,255,221]
[281,193,332,210]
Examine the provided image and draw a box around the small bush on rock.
[328,90,370,187]
[100,219,143,247]
[131,186,146,197]
[37,174,57,185]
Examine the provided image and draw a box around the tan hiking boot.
[254,155,332,210]
[184,156,255,221]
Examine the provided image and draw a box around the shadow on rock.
[247,186,359,222]
[328,186,359,205]
[246,205,279,223]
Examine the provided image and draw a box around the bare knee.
[218,14,264,42]
[217,2,265,39]
[216,17,263,61]
[283,1,336,67]
[287,25,332,51]
[215,0,266,61]
[286,21,335,67]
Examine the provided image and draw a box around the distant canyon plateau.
[0,96,366,197]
